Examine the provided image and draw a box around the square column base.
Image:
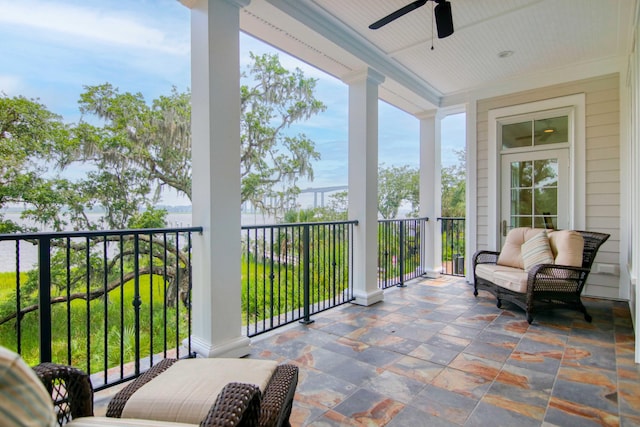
[422,269,441,279]
[189,335,251,358]
[352,288,384,306]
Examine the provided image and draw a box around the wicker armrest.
[527,263,590,292]
[200,382,261,427]
[472,250,500,266]
[33,362,94,425]
[259,364,298,427]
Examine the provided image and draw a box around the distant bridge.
[241,185,348,213]
[300,185,348,208]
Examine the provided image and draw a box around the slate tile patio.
[94,275,640,426]
[246,275,640,426]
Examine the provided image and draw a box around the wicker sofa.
[473,228,610,324]
[35,358,298,427]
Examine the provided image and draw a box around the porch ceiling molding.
[263,0,442,107]
[442,55,627,108]
[179,0,251,8]
[342,68,385,86]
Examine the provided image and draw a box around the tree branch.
[0,265,176,326]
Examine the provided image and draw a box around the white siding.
[475,74,621,298]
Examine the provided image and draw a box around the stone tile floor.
[246,276,640,426]
[94,275,640,426]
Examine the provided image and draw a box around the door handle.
[502,220,508,237]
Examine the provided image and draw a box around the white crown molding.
[342,68,385,86]
[265,0,442,106]
[179,0,251,9]
[442,56,626,107]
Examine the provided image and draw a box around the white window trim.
[487,94,586,250]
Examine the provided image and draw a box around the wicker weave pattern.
[199,382,261,427]
[33,363,94,426]
[105,358,178,418]
[34,359,278,426]
[473,230,609,324]
[258,365,298,427]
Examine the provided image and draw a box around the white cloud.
[0,75,23,95]
[0,0,188,55]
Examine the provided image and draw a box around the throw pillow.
[0,346,57,427]
[521,230,555,272]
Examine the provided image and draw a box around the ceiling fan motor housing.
[434,1,454,39]
[368,0,454,39]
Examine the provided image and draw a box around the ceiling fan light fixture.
[434,1,454,38]
[368,0,454,39]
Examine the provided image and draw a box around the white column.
[344,68,385,306]
[416,111,441,278]
[187,0,251,358]
[465,101,477,283]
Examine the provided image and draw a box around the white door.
[500,149,569,243]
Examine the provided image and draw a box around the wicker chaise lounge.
[473,228,609,324]
[35,358,298,427]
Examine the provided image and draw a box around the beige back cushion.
[548,230,584,267]
[497,227,547,269]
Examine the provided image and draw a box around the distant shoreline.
[1,205,193,214]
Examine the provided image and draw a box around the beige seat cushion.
[121,358,278,425]
[69,417,195,427]
[493,269,529,293]
[476,264,528,293]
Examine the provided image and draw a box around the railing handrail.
[241,219,358,230]
[0,226,203,241]
[378,216,429,224]
[438,217,466,277]
[437,217,465,221]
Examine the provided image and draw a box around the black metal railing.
[0,226,201,391]
[1,216,465,389]
[241,220,357,337]
[438,217,466,276]
[378,217,428,289]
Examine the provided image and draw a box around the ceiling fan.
[368,0,454,39]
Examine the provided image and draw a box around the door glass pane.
[534,159,558,187]
[511,216,532,228]
[511,189,532,215]
[502,122,532,149]
[534,188,557,214]
[534,116,568,146]
[534,215,556,229]
[508,157,559,230]
[511,161,532,187]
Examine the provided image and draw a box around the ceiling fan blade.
[369,0,428,30]
[434,1,454,38]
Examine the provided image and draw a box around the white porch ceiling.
[240,0,637,114]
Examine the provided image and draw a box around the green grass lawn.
[0,254,350,372]
[0,273,189,372]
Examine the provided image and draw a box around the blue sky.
[0,0,464,206]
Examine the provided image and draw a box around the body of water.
[0,212,274,273]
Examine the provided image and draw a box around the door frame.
[487,94,586,250]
